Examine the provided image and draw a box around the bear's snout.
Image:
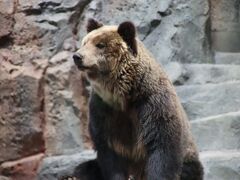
[73,53,84,68]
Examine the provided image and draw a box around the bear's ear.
[87,18,103,33]
[117,21,137,56]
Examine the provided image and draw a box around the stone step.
[37,150,96,180]
[37,150,240,180]
[178,63,240,85]
[200,150,240,180]
[214,52,240,65]
[191,111,240,152]
[176,81,240,120]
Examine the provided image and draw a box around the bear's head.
[73,19,144,108]
[73,19,138,81]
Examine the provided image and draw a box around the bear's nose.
[73,53,83,66]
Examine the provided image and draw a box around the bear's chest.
[92,83,126,110]
[105,109,146,161]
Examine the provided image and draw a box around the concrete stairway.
[176,63,240,180]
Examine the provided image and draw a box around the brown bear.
[72,19,203,180]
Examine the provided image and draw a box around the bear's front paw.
[128,175,135,180]
[59,176,77,180]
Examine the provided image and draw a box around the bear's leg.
[73,160,104,180]
[180,158,204,180]
[146,150,182,180]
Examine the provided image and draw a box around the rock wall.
[0,0,91,179]
[0,0,240,179]
[211,0,240,52]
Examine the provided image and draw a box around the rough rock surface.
[200,151,240,180]
[176,64,240,85]
[37,150,95,180]
[191,112,240,151]
[215,52,240,65]
[176,82,240,120]
[211,0,240,52]
[0,52,47,163]
[0,0,91,179]
[0,153,44,180]
[0,14,14,40]
[0,0,240,180]
[44,51,85,155]
[78,0,212,64]
[0,0,15,15]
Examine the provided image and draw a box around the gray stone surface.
[0,14,14,39]
[0,175,10,180]
[211,0,240,52]
[215,52,240,65]
[164,62,184,83]
[145,0,212,64]
[191,111,240,151]
[78,0,212,64]
[37,150,240,180]
[200,151,240,180]
[0,56,47,163]
[0,0,15,15]
[44,51,85,156]
[37,150,96,180]
[16,0,91,57]
[177,64,240,85]
[78,0,163,40]
[176,81,240,120]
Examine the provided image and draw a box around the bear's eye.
[96,42,106,49]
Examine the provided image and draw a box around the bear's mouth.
[76,64,98,72]
[76,65,90,71]
[77,66,88,71]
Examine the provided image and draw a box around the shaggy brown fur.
[72,19,203,180]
